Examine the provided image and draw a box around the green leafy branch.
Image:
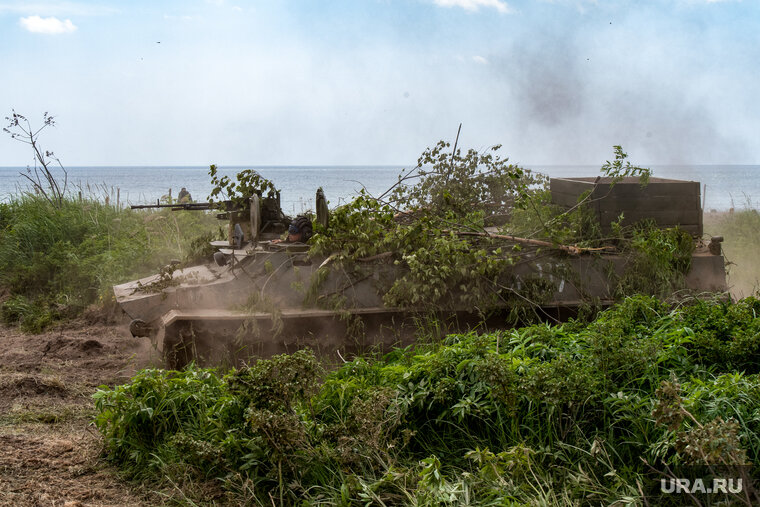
[600,145,651,186]
[207,165,278,209]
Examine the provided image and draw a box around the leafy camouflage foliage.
[207,164,278,210]
[309,142,693,317]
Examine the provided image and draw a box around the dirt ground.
[0,317,164,506]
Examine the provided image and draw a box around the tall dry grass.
[704,209,760,299]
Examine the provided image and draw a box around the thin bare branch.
[4,111,66,207]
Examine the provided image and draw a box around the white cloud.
[19,15,77,34]
[472,55,488,64]
[432,0,512,13]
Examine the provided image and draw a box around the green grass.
[93,295,760,505]
[0,193,221,331]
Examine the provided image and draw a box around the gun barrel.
[130,202,216,210]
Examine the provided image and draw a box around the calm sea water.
[0,165,757,212]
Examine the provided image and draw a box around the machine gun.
[129,188,328,247]
[130,200,260,247]
[130,191,290,246]
[130,200,225,212]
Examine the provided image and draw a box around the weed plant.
[95,295,760,505]
[0,193,220,331]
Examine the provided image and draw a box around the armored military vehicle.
[115,177,727,367]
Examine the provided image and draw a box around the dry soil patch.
[0,321,161,506]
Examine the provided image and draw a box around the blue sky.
[0,0,758,166]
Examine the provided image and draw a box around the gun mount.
[130,189,321,248]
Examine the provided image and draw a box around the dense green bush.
[94,295,760,505]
